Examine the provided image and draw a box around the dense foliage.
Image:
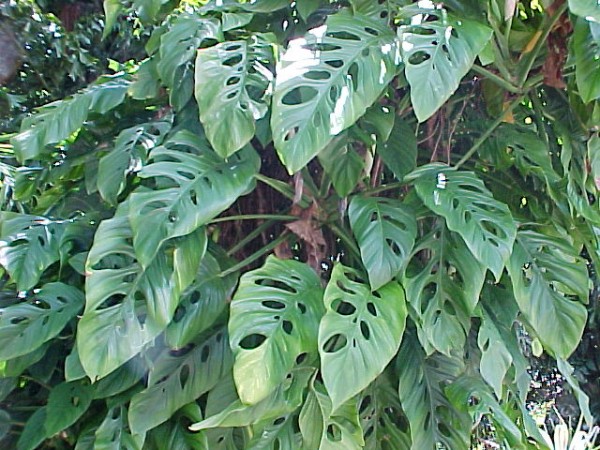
[0,0,599,448]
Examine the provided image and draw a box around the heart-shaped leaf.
[507,230,588,359]
[410,164,517,281]
[349,196,417,290]
[195,35,273,157]
[319,264,407,410]
[401,224,486,355]
[95,405,145,450]
[45,381,94,437]
[129,329,232,436]
[271,11,400,173]
[318,134,365,198]
[77,203,205,379]
[129,130,260,267]
[398,4,492,121]
[0,283,82,360]
[229,256,324,405]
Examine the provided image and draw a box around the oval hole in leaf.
[282,86,318,106]
[326,423,342,442]
[282,320,293,335]
[273,417,285,426]
[360,321,370,340]
[323,333,347,353]
[239,333,267,349]
[304,70,331,81]
[179,364,190,388]
[408,51,431,65]
[366,302,377,317]
[295,352,307,365]
[359,395,372,414]
[262,300,286,310]
[332,298,356,316]
[223,54,243,66]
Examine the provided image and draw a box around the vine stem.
[210,214,297,224]
[219,233,290,278]
[471,64,522,93]
[453,95,523,170]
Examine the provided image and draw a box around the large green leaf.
[318,133,365,197]
[17,408,46,450]
[129,329,232,436]
[195,35,273,157]
[507,230,588,359]
[190,368,313,431]
[397,336,470,450]
[45,381,94,437]
[410,164,517,280]
[568,0,600,23]
[0,214,72,291]
[245,413,302,450]
[129,131,260,267]
[12,77,129,161]
[299,379,364,450]
[398,5,492,121]
[376,118,417,181]
[166,247,238,348]
[271,11,400,173]
[77,203,205,379]
[574,18,600,103]
[401,225,486,355]
[229,256,324,405]
[95,406,145,450]
[319,264,407,409]
[98,120,172,205]
[0,283,82,360]
[359,377,412,450]
[157,13,222,110]
[349,196,417,290]
[146,403,207,450]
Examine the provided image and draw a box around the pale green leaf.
[195,36,272,157]
[221,12,254,31]
[477,309,513,399]
[589,133,600,190]
[229,256,324,405]
[0,283,82,360]
[245,414,303,450]
[319,264,407,409]
[410,164,517,281]
[103,0,122,39]
[399,5,492,121]
[349,196,417,290]
[574,18,600,103]
[507,230,588,359]
[129,131,259,267]
[271,11,400,173]
[568,0,600,23]
[95,406,145,450]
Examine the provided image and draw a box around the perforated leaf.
[271,11,400,173]
[157,14,222,110]
[319,264,407,409]
[12,77,129,161]
[410,164,516,281]
[45,381,94,437]
[574,18,600,103]
[398,5,492,121]
[507,230,588,359]
[299,379,364,450]
[229,256,324,405]
[0,283,82,360]
[98,120,172,205]
[190,368,313,430]
[77,203,205,379]
[397,335,470,450]
[166,248,238,348]
[129,329,232,436]
[349,196,417,290]
[95,406,145,450]
[245,413,302,450]
[195,35,273,157]
[401,225,486,355]
[0,213,72,291]
[359,377,412,450]
[129,131,260,267]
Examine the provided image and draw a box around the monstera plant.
[0,0,599,448]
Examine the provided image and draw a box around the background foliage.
[0,0,599,448]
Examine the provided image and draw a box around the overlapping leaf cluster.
[0,0,599,449]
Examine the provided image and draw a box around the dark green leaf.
[318,134,365,197]
[95,406,145,450]
[376,118,417,181]
[45,381,94,437]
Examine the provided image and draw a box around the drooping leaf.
[398,4,492,121]
[402,225,486,355]
[318,133,365,198]
[589,133,600,191]
[507,230,588,359]
[166,247,238,348]
[245,413,303,450]
[157,13,222,110]
[93,356,147,399]
[17,408,47,450]
[568,0,600,23]
[376,118,417,181]
[129,329,232,436]
[98,120,172,205]
[0,283,82,360]
[299,379,364,450]
[95,406,145,450]
[271,11,400,173]
[0,344,48,378]
[195,35,273,157]
[45,381,94,437]
[146,403,207,450]
[319,264,407,409]
[477,309,513,399]
[359,377,412,450]
[12,77,129,161]
[229,256,324,405]
[410,164,517,280]
[77,203,205,379]
[190,368,313,431]
[129,131,259,267]
[349,195,417,290]
[397,335,470,450]
[574,18,600,103]
[556,358,593,426]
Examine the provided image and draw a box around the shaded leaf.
[376,118,417,181]
[245,413,302,450]
[229,256,324,404]
[319,264,407,409]
[95,406,145,450]
[318,134,365,197]
[45,381,94,436]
